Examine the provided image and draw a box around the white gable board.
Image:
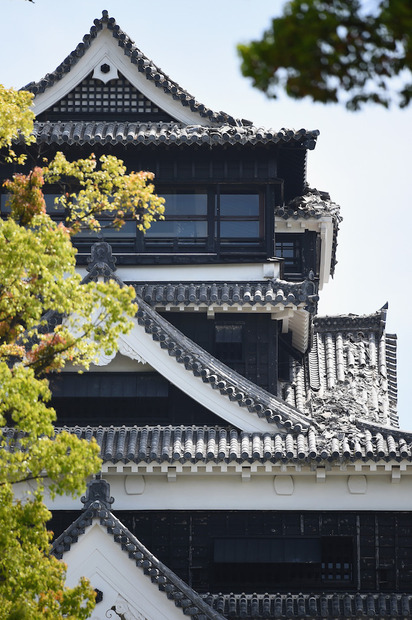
[64,520,186,620]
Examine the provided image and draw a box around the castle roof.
[22,11,318,152]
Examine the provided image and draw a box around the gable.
[63,521,192,620]
[52,480,226,620]
[26,13,230,126]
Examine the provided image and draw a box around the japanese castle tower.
[7,10,412,620]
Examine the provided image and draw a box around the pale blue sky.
[2,0,412,427]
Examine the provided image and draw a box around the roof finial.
[81,475,114,510]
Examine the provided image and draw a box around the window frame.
[144,184,265,255]
[275,233,304,275]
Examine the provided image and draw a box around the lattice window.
[50,73,160,116]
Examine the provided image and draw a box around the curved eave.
[81,249,311,430]
[104,297,312,433]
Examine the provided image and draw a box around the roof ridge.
[314,308,387,332]
[202,592,412,618]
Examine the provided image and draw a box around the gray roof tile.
[134,296,311,432]
[84,244,398,433]
[202,592,412,618]
[13,425,404,464]
[281,188,341,222]
[278,308,398,429]
[30,121,319,148]
[280,188,342,276]
[132,279,318,312]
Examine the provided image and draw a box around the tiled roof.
[131,279,318,313]
[280,188,341,223]
[84,244,398,433]
[23,11,236,127]
[6,425,403,464]
[280,309,398,429]
[52,484,225,620]
[30,120,319,149]
[202,592,412,619]
[135,296,311,432]
[136,298,398,433]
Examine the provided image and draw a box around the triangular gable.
[25,11,236,127]
[52,479,225,620]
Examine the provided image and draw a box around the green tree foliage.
[0,85,34,162]
[0,87,164,618]
[238,0,412,110]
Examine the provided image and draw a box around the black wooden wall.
[50,510,412,594]
[160,312,278,394]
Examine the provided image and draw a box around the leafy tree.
[238,0,412,110]
[0,87,164,618]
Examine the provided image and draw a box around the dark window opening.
[217,191,263,249]
[275,235,303,275]
[50,372,169,426]
[214,324,243,362]
[0,193,8,214]
[146,191,208,250]
[278,336,291,382]
[214,537,321,563]
[49,371,223,426]
[145,190,208,251]
[74,220,138,253]
[1,192,66,216]
[278,331,304,383]
[212,536,353,592]
[43,193,66,214]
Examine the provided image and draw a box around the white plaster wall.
[77,261,280,283]
[42,469,412,512]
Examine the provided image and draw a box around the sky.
[2,0,411,427]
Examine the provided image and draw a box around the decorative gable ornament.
[92,57,119,84]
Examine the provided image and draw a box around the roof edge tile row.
[5,425,412,464]
[29,121,319,148]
